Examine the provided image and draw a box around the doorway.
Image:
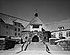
[32,35,39,42]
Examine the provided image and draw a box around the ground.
[0,42,70,55]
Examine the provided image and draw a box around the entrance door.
[32,35,39,42]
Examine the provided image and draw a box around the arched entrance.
[32,35,39,42]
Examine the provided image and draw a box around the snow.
[0,42,70,55]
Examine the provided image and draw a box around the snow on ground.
[0,44,22,55]
[26,42,46,51]
[45,42,70,55]
[0,42,70,55]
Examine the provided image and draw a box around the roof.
[51,29,70,33]
[23,25,30,31]
[0,13,29,25]
[0,13,17,25]
[30,17,43,25]
[23,15,47,31]
[14,19,29,28]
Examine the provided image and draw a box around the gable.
[14,19,29,28]
[30,17,43,25]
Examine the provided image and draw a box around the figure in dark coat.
[43,41,51,54]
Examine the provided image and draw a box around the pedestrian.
[46,44,51,54]
[24,42,29,51]
[21,39,26,51]
[16,38,26,54]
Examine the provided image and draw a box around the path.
[26,42,46,51]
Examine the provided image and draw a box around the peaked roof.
[23,16,46,31]
[23,25,30,31]
[0,13,16,25]
[14,19,29,28]
[0,13,29,27]
[30,17,43,25]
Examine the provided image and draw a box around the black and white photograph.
[0,0,70,55]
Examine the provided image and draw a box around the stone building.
[21,13,49,42]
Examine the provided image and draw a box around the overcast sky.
[0,0,70,24]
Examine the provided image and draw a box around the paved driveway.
[26,42,46,51]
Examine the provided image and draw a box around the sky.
[0,0,70,24]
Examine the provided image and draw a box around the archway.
[32,35,39,42]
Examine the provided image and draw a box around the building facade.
[0,18,15,36]
[51,27,70,39]
[0,13,27,37]
[21,13,50,42]
[13,22,24,37]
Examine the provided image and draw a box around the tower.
[30,10,43,32]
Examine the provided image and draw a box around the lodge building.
[21,13,47,42]
[0,18,15,36]
[0,12,51,42]
[0,13,28,37]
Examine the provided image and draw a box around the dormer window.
[33,25,39,28]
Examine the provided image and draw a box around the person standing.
[43,41,51,54]
[46,44,51,54]
[21,38,26,51]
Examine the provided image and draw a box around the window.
[25,36,28,39]
[33,25,39,28]
[58,26,64,30]
[18,23,20,27]
[66,32,68,37]
[59,32,63,37]
[15,28,17,31]
[18,28,20,32]
[18,33,20,36]
[66,31,70,37]
[15,33,17,36]
[6,25,8,28]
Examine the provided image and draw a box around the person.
[43,41,51,54]
[46,44,51,54]
[21,39,26,51]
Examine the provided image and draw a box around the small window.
[25,36,28,39]
[33,25,39,28]
[15,28,17,31]
[66,31,70,37]
[66,32,69,37]
[15,33,17,36]
[18,28,20,32]
[59,32,63,37]
[6,25,8,28]
[18,33,20,36]
[18,23,20,27]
